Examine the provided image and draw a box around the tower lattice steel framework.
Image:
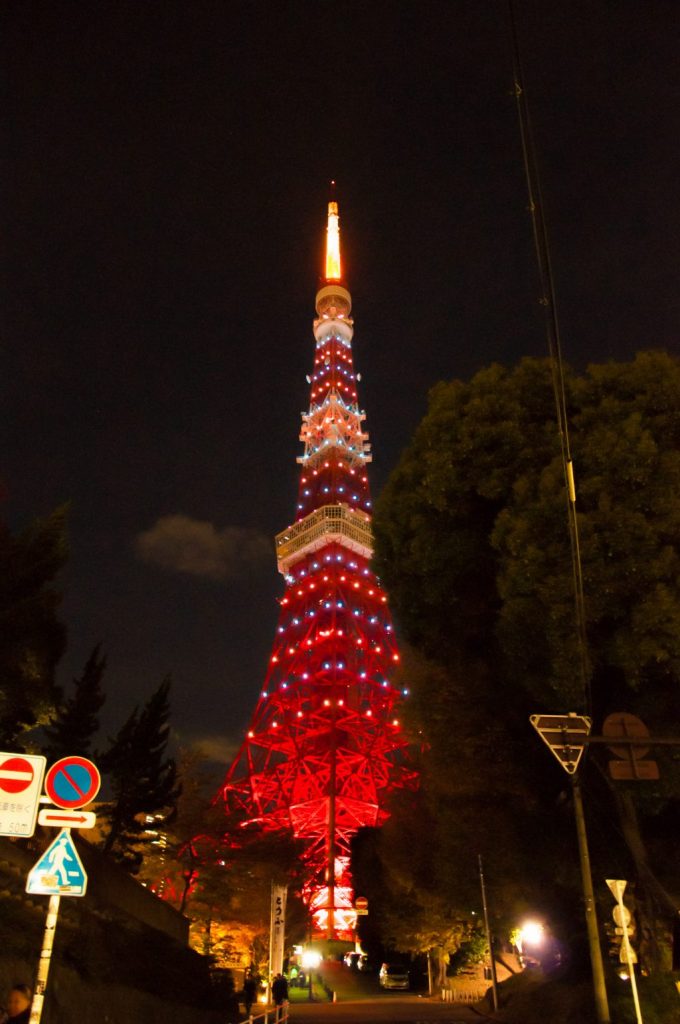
[218,198,415,940]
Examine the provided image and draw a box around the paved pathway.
[288,1000,482,1023]
[279,961,489,1024]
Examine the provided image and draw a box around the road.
[275,962,491,1024]
[287,999,484,1023]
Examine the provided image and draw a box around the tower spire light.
[325,182,342,282]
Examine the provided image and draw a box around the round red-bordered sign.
[0,755,35,794]
[45,756,101,809]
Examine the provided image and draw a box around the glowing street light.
[301,949,322,1001]
[518,920,545,950]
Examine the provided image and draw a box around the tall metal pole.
[572,778,610,1023]
[29,894,61,1024]
[478,854,499,1012]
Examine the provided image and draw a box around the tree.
[373,351,680,971]
[135,747,307,968]
[0,506,68,747]
[43,643,106,760]
[100,676,180,871]
[135,747,223,912]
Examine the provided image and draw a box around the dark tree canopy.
[374,352,680,718]
[372,352,680,970]
[100,675,180,871]
[0,506,68,747]
[43,643,106,760]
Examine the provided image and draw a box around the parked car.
[379,963,410,990]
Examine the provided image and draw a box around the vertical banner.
[269,882,287,980]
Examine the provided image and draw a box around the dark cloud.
[182,733,241,765]
[135,515,271,582]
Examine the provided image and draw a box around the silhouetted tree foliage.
[372,352,680,970]
[100,675,179,871]
[0,506,68,747]
[43,643,106,760]
[153,778,308,968]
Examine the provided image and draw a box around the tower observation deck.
[217,196,415,941]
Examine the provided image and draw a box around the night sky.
[2,2,679,767]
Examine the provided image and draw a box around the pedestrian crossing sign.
[26,828,88,896]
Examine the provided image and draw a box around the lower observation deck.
[275,503,373,573]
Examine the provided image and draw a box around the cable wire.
[507,0,592,718]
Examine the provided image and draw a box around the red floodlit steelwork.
[217,197,416,939]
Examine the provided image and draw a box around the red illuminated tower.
[218,196,415,940]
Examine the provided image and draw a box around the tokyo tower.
[218,195,415,940]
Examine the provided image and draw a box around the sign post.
[606,880,643,1024]
[531,714,610,1024]
[268,882,287,1004]
[29,894,60,1024]
[26,755,100,1024]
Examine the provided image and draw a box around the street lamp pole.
[530,715,610,1023]
[478,854,499,1012]
[572,776,610,1024]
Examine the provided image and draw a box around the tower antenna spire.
[325,181,342,282]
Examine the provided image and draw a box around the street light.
[519,920,545,948]
[301,949,321,1001]
[516,919,545,968]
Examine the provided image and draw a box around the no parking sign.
[45,756,101,809]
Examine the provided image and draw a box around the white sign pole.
[29,893,61,1024]
[268,882,287,998]
[607,880,643,1024]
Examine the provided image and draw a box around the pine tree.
[100,676,180,871]
[43,643,106,760]
[0,506,68,747]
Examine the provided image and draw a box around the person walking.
[271,973,289,1021]
[5,986,32,1024]
[242,971,257,1016]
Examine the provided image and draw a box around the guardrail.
[238,1006,290,1024]
[441,987,486,1003]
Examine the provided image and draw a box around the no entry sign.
[0,756,36,794]
[0,752,46,837]
[45,756,101,809]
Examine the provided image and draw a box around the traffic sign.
[0,752,46,837]
[604,713,659,780]
[530,713,591,774]
[38,808,96,829]
[606,878,627,901]
[355,896,368,915]
[613,904,635,936]
[45,756,101,809]
[26,829,87,896]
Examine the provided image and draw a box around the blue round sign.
[45,757,101,809]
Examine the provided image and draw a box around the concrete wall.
[0,834,231,1024]
[0,956,227,1024]
[0,832,188,944]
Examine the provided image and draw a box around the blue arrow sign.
[26,828,87,896]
